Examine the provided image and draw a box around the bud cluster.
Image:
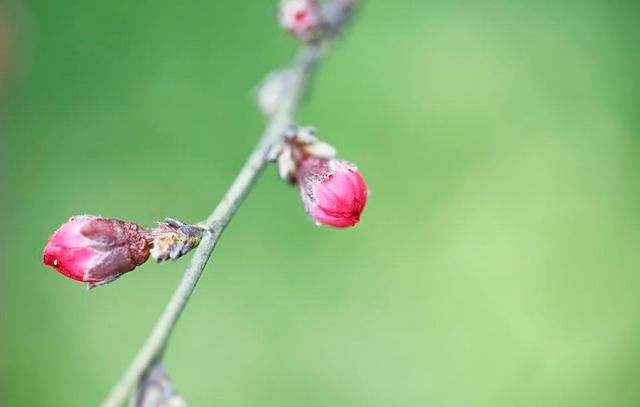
[260,1,360,117]
[269,126,368,228]
[43,0,367,290]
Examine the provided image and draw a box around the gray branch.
[100,45,325,407]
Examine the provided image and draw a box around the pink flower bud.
[297,156,368,228]
[42,215,151,288]
[278,0,324,43]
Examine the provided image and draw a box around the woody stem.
[100,44,324,407]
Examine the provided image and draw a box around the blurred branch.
[101,44,325,407]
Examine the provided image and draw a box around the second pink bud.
[297,156,368,228]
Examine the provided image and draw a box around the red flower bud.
[297,156,368,228]
[42,215,151,288]
[278,0,324,43]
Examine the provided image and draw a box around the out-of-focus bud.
[42,215,150,288]
[278,0,325,43]
[297,156,368,228]
[256,69,292,119]
[148,218,205,263]
[320,0,359,34]
[130,363,187,407]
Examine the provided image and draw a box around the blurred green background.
[2,0,640,405]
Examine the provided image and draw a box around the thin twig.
[101,45,324,407]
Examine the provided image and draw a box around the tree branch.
[100,44,324,407]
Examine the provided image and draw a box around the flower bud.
[131,363,187,407]
[297,156,368,228]
[42,215,151,288]
[256,69,292,119]
[278,0,325,43]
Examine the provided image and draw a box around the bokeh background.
[2,0,640,405]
